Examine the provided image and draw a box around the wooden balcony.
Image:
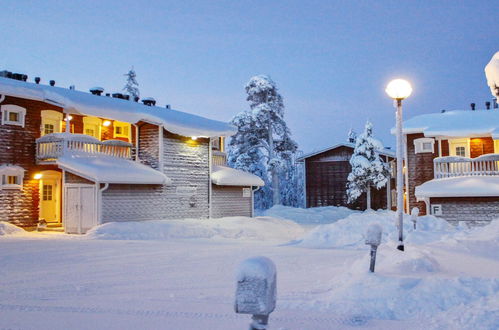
[212,150,227,166]
[36,133,132,164]
[434,154,499,179]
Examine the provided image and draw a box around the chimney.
[494,98,498,109]
[49,80,55,86]
[134,96,139,102]
[470,103,476,111]
[142,97,156,106]
[34,77,41,84]
[112,93,125,99]
[105,93,110,97]
[89,87,104,96]
[69,85,75,90]
[165,104,171,109]
[441,109,446,113]
[486,101,491,110]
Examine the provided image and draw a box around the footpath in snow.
[1,206,498,329]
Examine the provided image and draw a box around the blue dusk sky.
[1,1,498,152]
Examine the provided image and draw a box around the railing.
[434,154,499,178]
[212,150,227,166]
[36,133,132,163]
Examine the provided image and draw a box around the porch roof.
[415,176,499,199]
[57,155,171,185]
[211,165,265,187]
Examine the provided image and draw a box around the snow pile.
[0,221,25,235]
[292,210,459,249]
[259,205,358,225]
[86,216,305,242]
[416,176,499,198]
[485,51,499,97]
[211,165,264,186]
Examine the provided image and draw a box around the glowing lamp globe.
[385,79,412,100]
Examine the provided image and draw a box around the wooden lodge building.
[0,71,263,233]
[297,142,395,210]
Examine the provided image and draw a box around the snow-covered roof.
[211,165,265,187]
[415,176,499,199]
[296,143,395,162]
[0,77,236,138]
[57,155,171,184]
[393,110,499,139]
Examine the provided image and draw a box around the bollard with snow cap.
[411,207,419,230]
[235,256,276,330]
[365,224,383,273]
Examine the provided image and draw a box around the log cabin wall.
[304,145,392,210]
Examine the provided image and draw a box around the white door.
[64,184,97,234]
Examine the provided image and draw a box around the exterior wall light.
[191,136,198,141]
[103,120,111,127]
[34,173,43,180]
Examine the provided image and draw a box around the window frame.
[414,137,435,154]
[0,165,25,190]
[113,121,131,140]
[1,104,26,127]
[83,116,102,140]
[449,138,470,158]
[40,110,63,136]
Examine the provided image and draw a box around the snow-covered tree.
[123,67,140,100]
[228,75,298,209]
[346,121,389,210]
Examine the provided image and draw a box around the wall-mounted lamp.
[34,173,43,180]
[103,120,111,127]
[191,136,198,141]
[66,115,73,121]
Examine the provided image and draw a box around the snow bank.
[0,221,25,235]
[259,205,358,225]
[86,216,305,242]
[415,176,499,198]
[292,210,459,249]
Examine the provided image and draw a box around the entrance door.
[39,171,61,223]
[64,184,97,234]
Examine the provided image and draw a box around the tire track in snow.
[0,303,362,325]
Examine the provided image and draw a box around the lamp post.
[385,79,412,252]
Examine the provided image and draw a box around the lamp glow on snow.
[386,78,412,252]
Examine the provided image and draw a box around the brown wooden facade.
[301,145,395,210]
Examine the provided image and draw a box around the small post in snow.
[365,224,382,273]
[235,256,276,330]
[411,207,419,230]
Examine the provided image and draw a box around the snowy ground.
[1,207,498,329]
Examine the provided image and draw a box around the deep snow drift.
[1,207,498,329]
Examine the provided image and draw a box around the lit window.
[414,138,434,154]
[41,110,63,136]
[113,121,131,140]
[0,165,25,190]
[83,116,102,140]
[1,104,26,127]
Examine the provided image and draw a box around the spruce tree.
[346,121,389,209]
[123,67,140,100]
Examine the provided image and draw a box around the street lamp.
[386,78,412,252]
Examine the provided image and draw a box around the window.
[449,138,470,158]
[41,110,63,136]
[113,121,131,140]
[83,116,102,140]
[0,165,24,190]
[1,104,26,127]
[42,184,53,201]
[414,138,435,154]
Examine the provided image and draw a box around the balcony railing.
[434,154,499,179]
[36,133,132,163]
[212,150,227,166]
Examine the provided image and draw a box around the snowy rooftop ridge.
[395,109,499,139]
[0,77,236,138]
[296,142,395,162]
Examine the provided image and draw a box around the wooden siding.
[138,123,159,170]
[0,96,62,227]
[211,185,252,218]
[65,172,94,184]
[304,145,392,210]
[101,131,210,222]
[430,197,499,226]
